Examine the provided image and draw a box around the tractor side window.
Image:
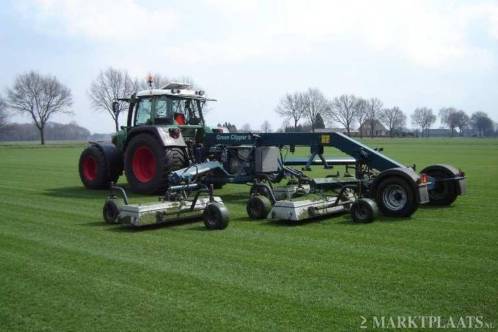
[135,98,152,125]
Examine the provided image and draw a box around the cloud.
[17,0,498,68]
[17,0,178,42]
[169,0,498,68]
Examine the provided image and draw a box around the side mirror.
[112,101,119,115]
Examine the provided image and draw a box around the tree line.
[0,68,195,144]
[274,89,496,137]
[1,70,497,144]
[0,122,101,142]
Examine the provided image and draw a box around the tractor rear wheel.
[79,145,119,189]
[375,176,418,217]
[124,134,187,194]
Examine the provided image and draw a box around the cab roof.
[135,82,215,101]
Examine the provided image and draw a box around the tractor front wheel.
[124,134,186,194]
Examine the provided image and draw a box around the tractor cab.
[127,83,209,128]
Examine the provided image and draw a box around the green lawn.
[0,139,497,331]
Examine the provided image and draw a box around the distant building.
[359,120,388,137]
[427,128,451,137]
[315,128,359,136]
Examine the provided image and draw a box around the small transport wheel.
[103,199,120,224]
[351,198,378,223]
[79,145,119,189]
[375,176,418,217]
[246,195,272,220]
[203,203,230,230]
[420,167,458,206]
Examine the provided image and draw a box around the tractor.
[79,83,214,194]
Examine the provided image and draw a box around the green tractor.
[78,83,217,194]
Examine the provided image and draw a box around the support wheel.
[203,203,230,230]
[421,166,458,206]
[103,199,120,224]
[375,177,417,217]
[351,198,378,223]
[246,195,272,220]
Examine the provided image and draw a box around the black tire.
[203,203,230,230]
[375,176,418,217]
[79,145,119,189]
[103,199,120,224]
[421,168,458,206]
[351,198,378,223]
[246,195,272,220]
[249,185,272,199]
[124,134,187,194]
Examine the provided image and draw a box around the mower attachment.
[103,185,229,230]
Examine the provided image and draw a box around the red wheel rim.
[82,156,97,181]
[132,146,157,183]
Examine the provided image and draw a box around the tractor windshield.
[155,96,203,125]
[133,96,204,126]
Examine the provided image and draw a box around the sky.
[1,0,498,133]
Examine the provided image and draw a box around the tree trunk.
[40,126,45,145]
[294,119,298,130]
[114,118,119,133]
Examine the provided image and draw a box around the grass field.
[0,138,497,331]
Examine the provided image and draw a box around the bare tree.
[302,88,329,132]
[241,123,251,131]
[354,98,369,138]
[329,94,357,135]
[261,120,272,133]
[364,98,383,138]
[439,107,458,136]
[380,106,406,137]
[0,96,7,129]
[7,71,72,145]
[89,67,136,133]
[471,112,493,137]
[454,110,469,135]
[411,107,436,137]
[275,92,305,129]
